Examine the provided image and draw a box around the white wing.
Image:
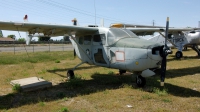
[0,21,98,36]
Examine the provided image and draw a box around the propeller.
[74,49,76,59]
[160,17,170,86]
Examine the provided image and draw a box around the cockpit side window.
[93,34,106,45]
[79,37,84,44]
[84,35,92,45]
[93,34,101,42]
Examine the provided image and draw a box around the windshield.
[107,28,138,45]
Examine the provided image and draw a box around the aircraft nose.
[148,45,164,61]
[151,45,164,56]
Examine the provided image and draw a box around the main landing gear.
[136,75,146,87]
[175,45,200,59]
[67,70,75,79]
[175,51,183,59]
[119,69,146,87]
[66,61,86,80]
[119,69,126,75]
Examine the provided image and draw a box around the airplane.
[110,23,200,59]
[0,18,171,87]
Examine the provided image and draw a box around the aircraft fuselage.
[70,28,163,77]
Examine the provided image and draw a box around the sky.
[0,0,200,40]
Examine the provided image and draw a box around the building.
[0,38,15,41]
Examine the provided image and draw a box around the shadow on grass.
[47,65,99,78]
[0,72,200,110]
[146,75,200,97]
[153,65,200,79]
[167,55,200,62]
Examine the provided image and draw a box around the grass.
[12,84,21,92]
[0,49,200,111]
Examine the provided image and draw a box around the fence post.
[33,42,34,53]
[62,40,64,51]
[13,40,15,54]
[49,41,50,52]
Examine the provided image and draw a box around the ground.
[0,48,200,112]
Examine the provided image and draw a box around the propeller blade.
[160,17,169,86]
[74,49,76,59]
[165,17,169,48]
[160,54,166,86]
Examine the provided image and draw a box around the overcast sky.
[0,0,199,40]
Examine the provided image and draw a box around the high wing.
[0,21,98,36]
[110,23,200,36]
[126,27,200,36]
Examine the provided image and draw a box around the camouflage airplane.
[0,18,171,87]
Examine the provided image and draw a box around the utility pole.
[152,20,155,26]
[198,21,200,28]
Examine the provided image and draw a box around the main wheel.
[175,51,183,59]
[119,70,126,75]
[136,75,146,87]
[67,70,75,79]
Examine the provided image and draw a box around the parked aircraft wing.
[110,23,166,28]
[0,21,98,36]
[126,27,200,36]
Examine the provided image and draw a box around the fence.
[0,41,71,44]
[0,41,73,53]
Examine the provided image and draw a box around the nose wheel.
[136,75,146,87]
[67,70,75,80]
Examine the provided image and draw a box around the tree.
[0,30,3,37]
[38,36,51,41]
[18,38,25,42]
[7,35,16,40]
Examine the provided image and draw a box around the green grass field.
[0,49,200,112]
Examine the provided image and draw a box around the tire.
[67,70,75,79]
[175,51,183,59]
[136,75,146,87]
[119,70,126,75]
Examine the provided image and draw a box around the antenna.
[94,0,96,25]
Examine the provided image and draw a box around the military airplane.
[0,18,171,87]
[110,24,200,59]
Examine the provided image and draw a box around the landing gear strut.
[191,45,200,57]
[66,61,86,80]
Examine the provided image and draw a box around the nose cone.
[109,37,162,49]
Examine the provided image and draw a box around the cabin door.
[92,34,109,67]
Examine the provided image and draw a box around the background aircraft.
[111,24,200,59]
[0,18,171,87]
